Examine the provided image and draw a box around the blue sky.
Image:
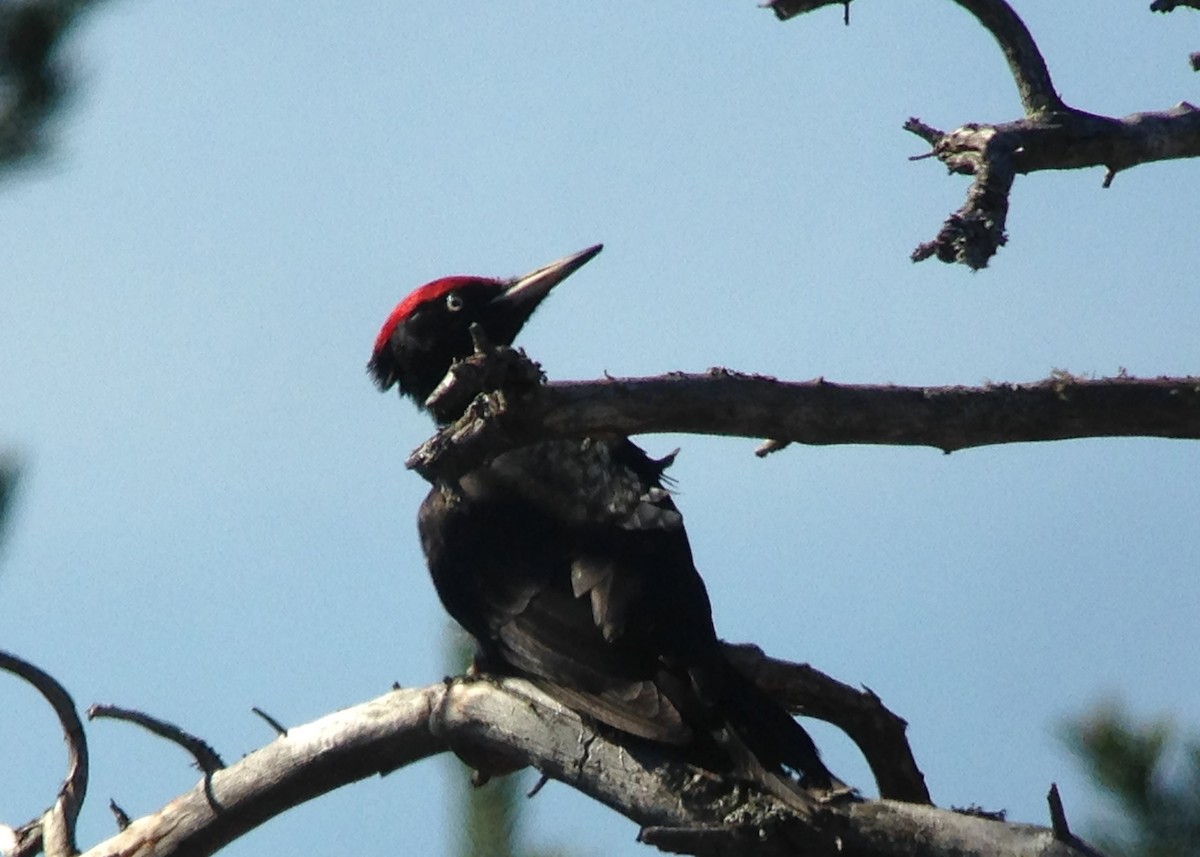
[2,3,1198,855]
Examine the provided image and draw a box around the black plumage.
[369,245,838,801]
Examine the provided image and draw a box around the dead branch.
[0,651,87,857]
[724,644,929,805]
[903,105,1200,268]
[87,704,226,773]
[764,0,1200,268]
[1151,1,1200,14]
[2,646,1111,857]
[250,706,289,737]
[77,686,445,857]
[47,676,1102,857]
[1149,0,1200,70]
[405,347,1200,485]
[106,800,130,832]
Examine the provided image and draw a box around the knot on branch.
[911,208,1009,269]
[409,332,549,483]
[423,324,546,424]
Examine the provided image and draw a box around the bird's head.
[368,244,603,408]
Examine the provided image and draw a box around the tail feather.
[715,725,821,817]
[719,664,843,792]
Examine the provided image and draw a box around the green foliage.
[1062,701,1200,857]
[0,0,103,174]
[0,454,18,555]
[445,629,572,857]
[455,757,524,857]
[447,630,526,857]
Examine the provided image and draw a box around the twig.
[252,706,289,737]
[764,0,848,21]
[107,799,130,831]
[526,773,550,798]
[1046,784,1108,857]
[0,650,87,857]
[754,438,791,457]
[87,703,225,773]
[1047,783,1070,839]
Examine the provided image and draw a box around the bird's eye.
[445,293,464,312]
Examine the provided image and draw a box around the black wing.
[419,437,720,743]
[418,435,837,790]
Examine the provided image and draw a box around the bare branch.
[406,349,1200,484]
[436,677,1107,857]
[0,651,87,857]
[1149,1,1200,69]
[251,706,289,737]
[763,0,845,21]
[765,0,1200,267]
[1046,784,1107,857]
[1047,783,1070,840]
[0,649,1106,857]
[949,0,1064,114]
[87,703,226,774]
[1150,0,1200,12]
[906,104,1200,268]
[769,0,1064,112]
[77,685,445,857]
[107,800,130,832]
[724,644,930,804]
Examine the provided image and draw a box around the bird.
[368,244,840,805]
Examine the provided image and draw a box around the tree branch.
[406,349,1200,485]
[3,647,1110,856]
[0,651,87,857]
[724,644,930,805]
[763,0,1200,268]
[77,686,445,857]
[905,104,1200,267]
[1149,0,1200,69]
[87,703,226,774]
[1150,1,1200,14]
[767,0,1062,112]
[953,0,1063,113]
[46,675,1100,857]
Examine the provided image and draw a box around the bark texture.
[764,0,1200,267]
